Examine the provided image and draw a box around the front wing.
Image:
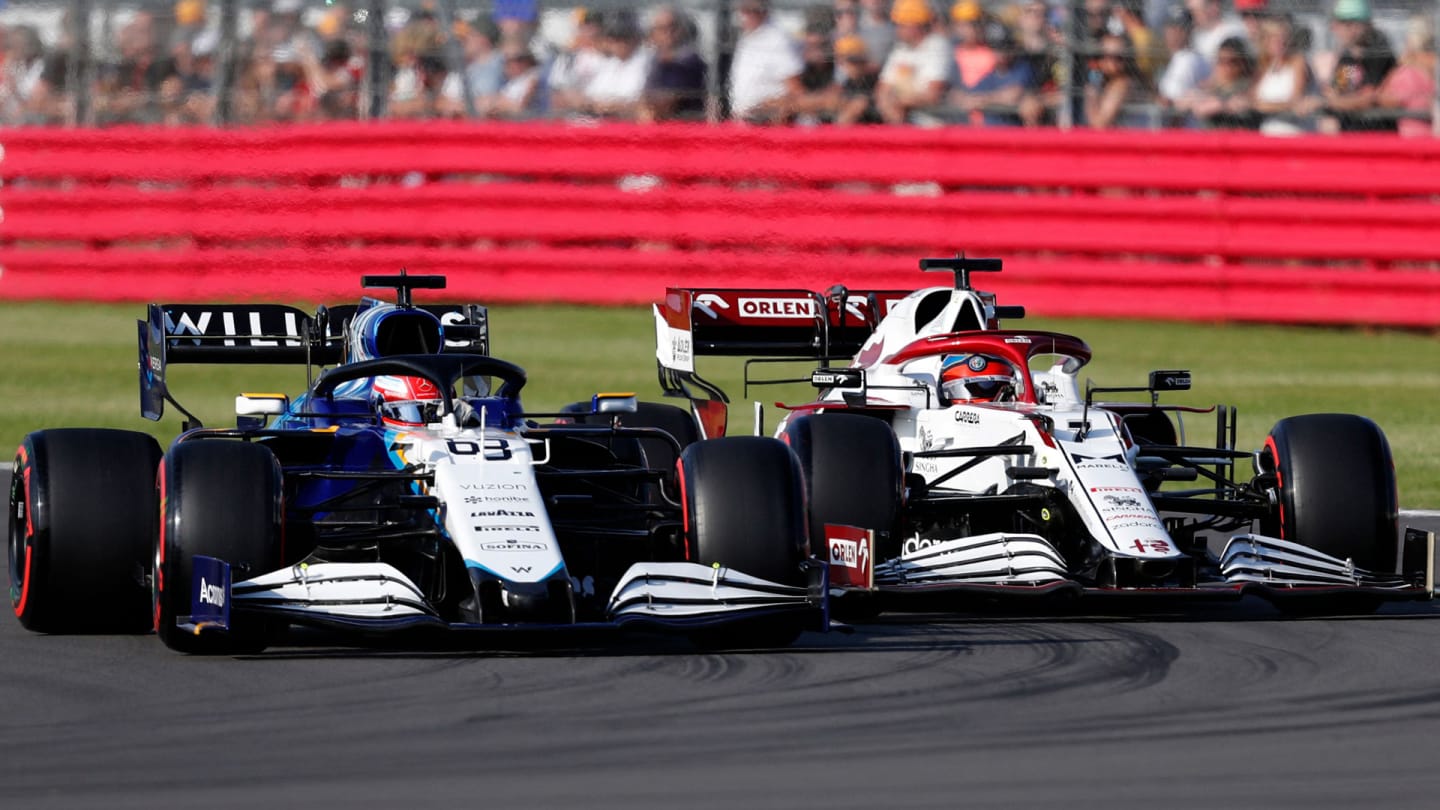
[177,557,828,638]
[838,530,1433,606]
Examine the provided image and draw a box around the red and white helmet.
[939,354,1019,404]
[371,375,444,427]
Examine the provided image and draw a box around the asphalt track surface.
[6,458,1440,809]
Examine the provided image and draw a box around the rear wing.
[139,301,488,423]
[653,287,912,364]
[652,256,1019,438]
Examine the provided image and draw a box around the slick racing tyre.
[679,437,809,649]
[680,436,807,585]
[154,440,283,654]
[781,413,903,563]
[10,429,162,633]
[1262,413,1398,573]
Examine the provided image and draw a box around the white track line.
[1401,510,1440,518]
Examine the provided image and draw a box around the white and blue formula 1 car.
[653,257,1433,614]
[9,273,824,653]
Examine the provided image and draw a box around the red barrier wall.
[4,121,1440,326]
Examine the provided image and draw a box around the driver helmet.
[939,354,1018,404]
[371,375,444,427]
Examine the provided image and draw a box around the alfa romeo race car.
[653,257,1434,613]
[9,273,824,653]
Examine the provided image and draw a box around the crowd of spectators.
[0,0,1433,134]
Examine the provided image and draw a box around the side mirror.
[1149,370,1191,392]
[592,392,638,414]
[236,393,289,429]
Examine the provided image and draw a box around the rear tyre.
[9,429,162,633]
[680,436,808,649]
[154,441,283,654]
[1262,414,1398,571]
[781,413,903,563]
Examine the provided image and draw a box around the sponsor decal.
[1110,519,1162,530]
[1091,486,1144,494]
[1130,539,1171,555]
[1102,513,1162,522]
[913,459,940,475]
[472,509,536,518]
[511,566,532,574]
[828,537,869,570]
[165,309,305,348]
[669,331,693,369]
[953,410,980,424]
[918,426,934,451]
[903,536,942,555]
[738,297,815,319]
[694,293,732,314]
[480,541,548,552]
[1075,458,1128,471]
[198,577,225,607]
[825,524,873,590]
[475,525,541,532]
[1003,336,1031,344]
[967,355,988,371]
[464,495,530,504]
[460,483,528,491]
[1103,494,1144,510]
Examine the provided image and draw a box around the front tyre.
[679,437,808,649]
[1261,413,1398,573]
[154,440,283,654]
[10,429,162,633]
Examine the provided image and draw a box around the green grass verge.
[4,302,1438,506]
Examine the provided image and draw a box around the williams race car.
[9,273,824,653]
[653,257,1434,613]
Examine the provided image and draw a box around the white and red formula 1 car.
[653,257,1434,614]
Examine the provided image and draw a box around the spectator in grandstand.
[1319,0,1397,133]
[1111,0,1162,79]
[436,17,505,118]
[1013,0,1061,125]
[481,44,544,119]
[159,28,216,126]
[1235,0,1269,47]
[874,0,949,125]
[575,10,653,120]
[950,22,1033,127]
[1157,4,1209,122]
[948,1,995,96]
[842,0,896,70]
[789,28,840,125]
[94,12,179,125]
[1378,15,1435,137]
[548,9,606,116]
[388,12,449,119]
[1083,29,1153,129]
[298,32,360,120]
[1179,35,1258,129]
[833,34,884,124]
[1251,13,1312,135]
[728,0,804,122]
[1,25,48,125]
[494,0,550,64]
[641,6,708,122]
[1185,0,1247,68]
